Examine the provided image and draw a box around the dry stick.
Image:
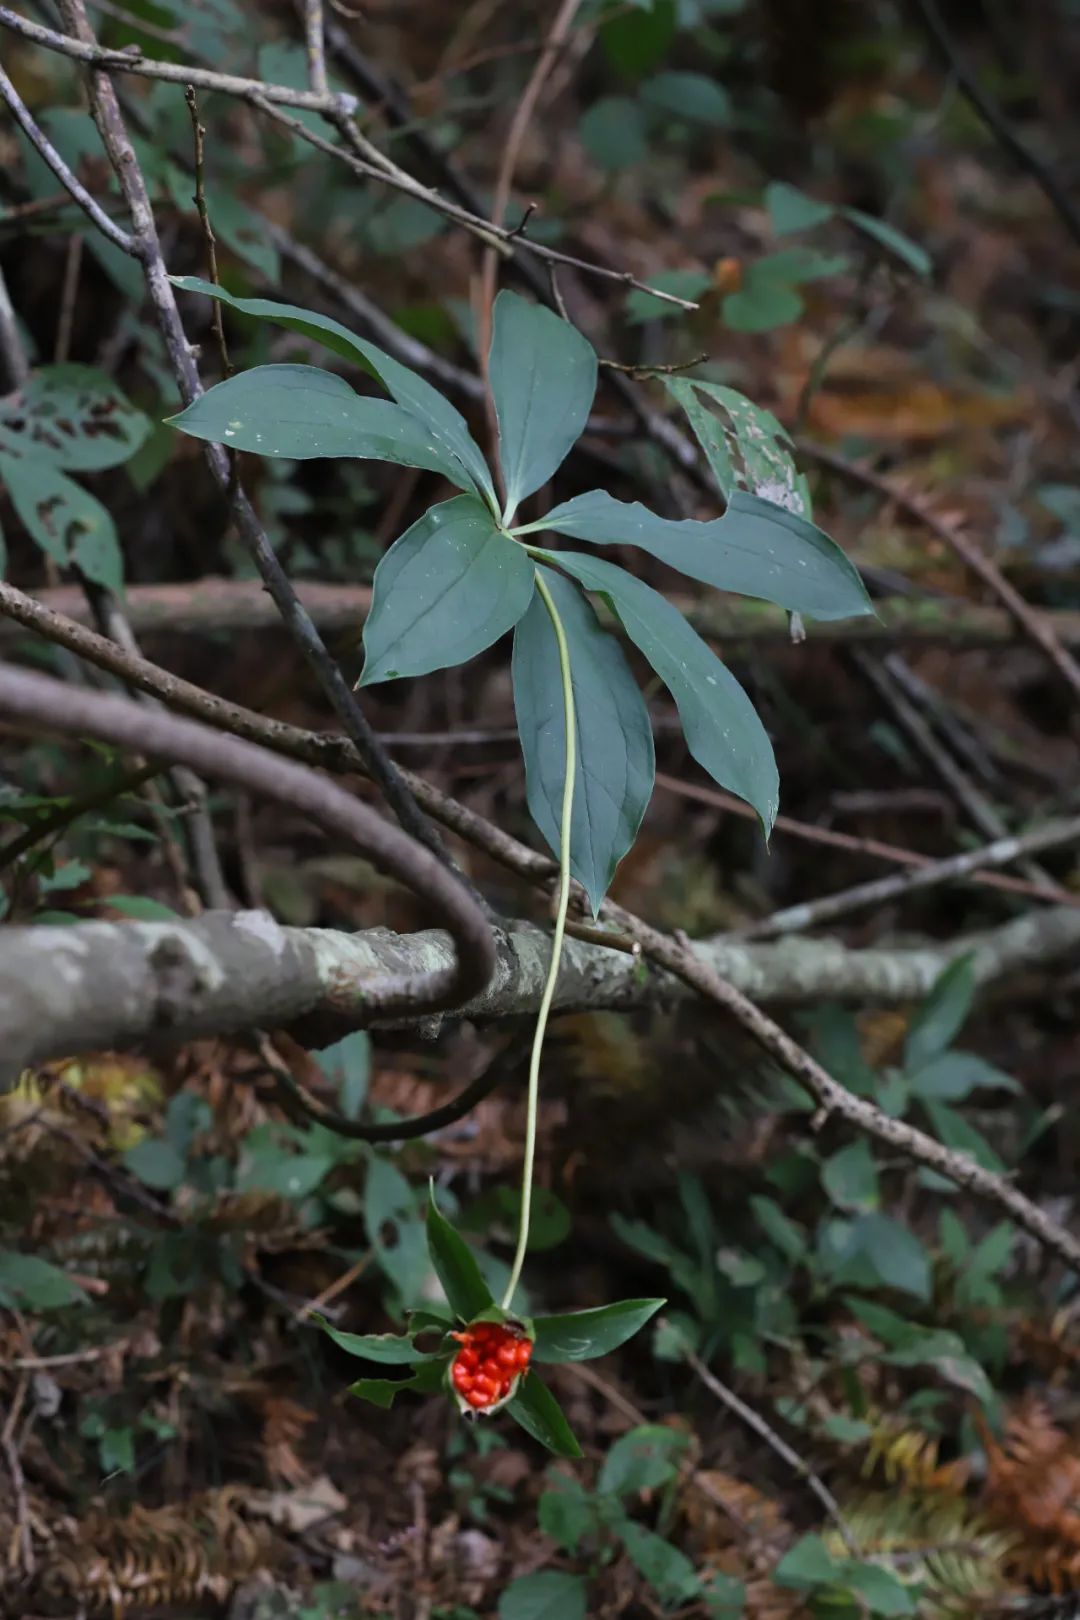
[476,0,585,464]
[0,578,554,881]
[600,898,1080,1274]
[0,5,360,115]
[655,771,1072,909]
[911,0,1080,249]
[800,440,1080,709]
[53,231,83,364]
[853,650,1052,889]
[682,1343,859,1556]
[47,0,450,874]
[730,813,1080,943]
[302,0,329,98]
[0,264,28,391]
[0,662,495,1018]
[183,86,230,378]
[0,62,133,252]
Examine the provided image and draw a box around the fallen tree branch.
[0,663,495,1082]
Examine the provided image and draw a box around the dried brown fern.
[982,1399,1080,1592]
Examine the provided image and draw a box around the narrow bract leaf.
[489,290,597,515]
[526,488,870,620]
[426,1185,495,1321]
[167,364,479,490]
[507,1371,583,1458]
[512,566,654,912]
[532,1297,665,1363]
[169,277,495,504]
[360,496,534,684]
[315,1317,435,1364]
[537,552,779,833]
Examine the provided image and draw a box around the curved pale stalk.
[501,569,575,1311]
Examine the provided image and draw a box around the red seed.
[464,1388,488,1408]
[515,1342,532,1366]
[495,1342,519,1369]
[457,1349,479,1371]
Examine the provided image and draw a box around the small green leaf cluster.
[0,365,150,589]
[168,279,871,910]
[499,1427,743,1618]
[317,1186,664,1458]
[616,955,1024,1416]
[775,1533,919,1617]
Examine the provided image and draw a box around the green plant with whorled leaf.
[166,277,870,1451]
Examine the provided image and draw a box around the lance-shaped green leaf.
[427,1185,495,1322]
[360,496,534,684]
[169,276,495,506]
[520,487,870,621]
[512,566,654,913]
[315,1316,436,1364]
[535,551,779,833]
[489,290,597,517]
[349,1360,447,1409]
[532,1298,666,1364]
[508,1371,583,1459]
[167,364,482,491]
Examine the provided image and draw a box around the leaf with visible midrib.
[169,276,495,505]
[489,290,597,516]
[537,551,779,834]
[167,364,481,492]
[512,566,654,913]
[532,1297,665,1363]
[360,496,535,684]
[527,486,870,621]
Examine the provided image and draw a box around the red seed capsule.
[464,1388,489,1408]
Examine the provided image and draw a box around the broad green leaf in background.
[618,1520,703,1607]
[524,488,870,621]
[641,70,731,124]
[532,1298,665,1363]
[426,1185,495,1321]
[0,1251,88,1309]
[598,1424,689,1496]
[774,1534,841,1589]
[512,566,654,911]
[765,180,835,235]
[847,1212,930,1300]
[0,452,124,591]
[123,1138,186,1192]
[168,364,480,490]
[499,1571,588,1620]
[907,1051,1020,1102]
[602,0,676,74]
[360,496,534,684]
[507,1371,583,1458]
[210,192,281,282]
[488,291,598,516]
[538,1474,598,1552]
[579,97,648,171]
[169,278,496,506]
[0,365,150,470]
[904,954,976,1071]
[313,1029,371,1120]
[538,551,779,832]
[822,1140,880,1213]
[723,275,803,333]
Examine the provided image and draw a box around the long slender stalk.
[501,571,576,1311]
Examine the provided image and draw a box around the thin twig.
[0,61,134,253]
[53,232,83,364]
[0,263,28,390]
[302,0,329,97]
[0,5,359,114]
[601,899,1080,1274]
[911,0,1080,247]
[682,1344,859,1556]
[801,440,1080,709]
[655,771,1073,909]
[1,1373,33,1578]
[731,813,1080,942]
[183,86,230,377]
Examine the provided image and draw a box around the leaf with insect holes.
[426,1185,495,1321]
[360,496,535,684]
[0,365,150,471]
[488,290,597,516]
[348,1360,447,1409]
[523,487,869,621]
[536,552,779,834]
[512,566,654,913]
[167,364,480,491]
[666,377,812,515]
[532,1298,665,1363]
[169,276,495,505]
[0,451,124,590]
[507,1370,583,1458]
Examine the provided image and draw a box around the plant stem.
[501,570,575,1312]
